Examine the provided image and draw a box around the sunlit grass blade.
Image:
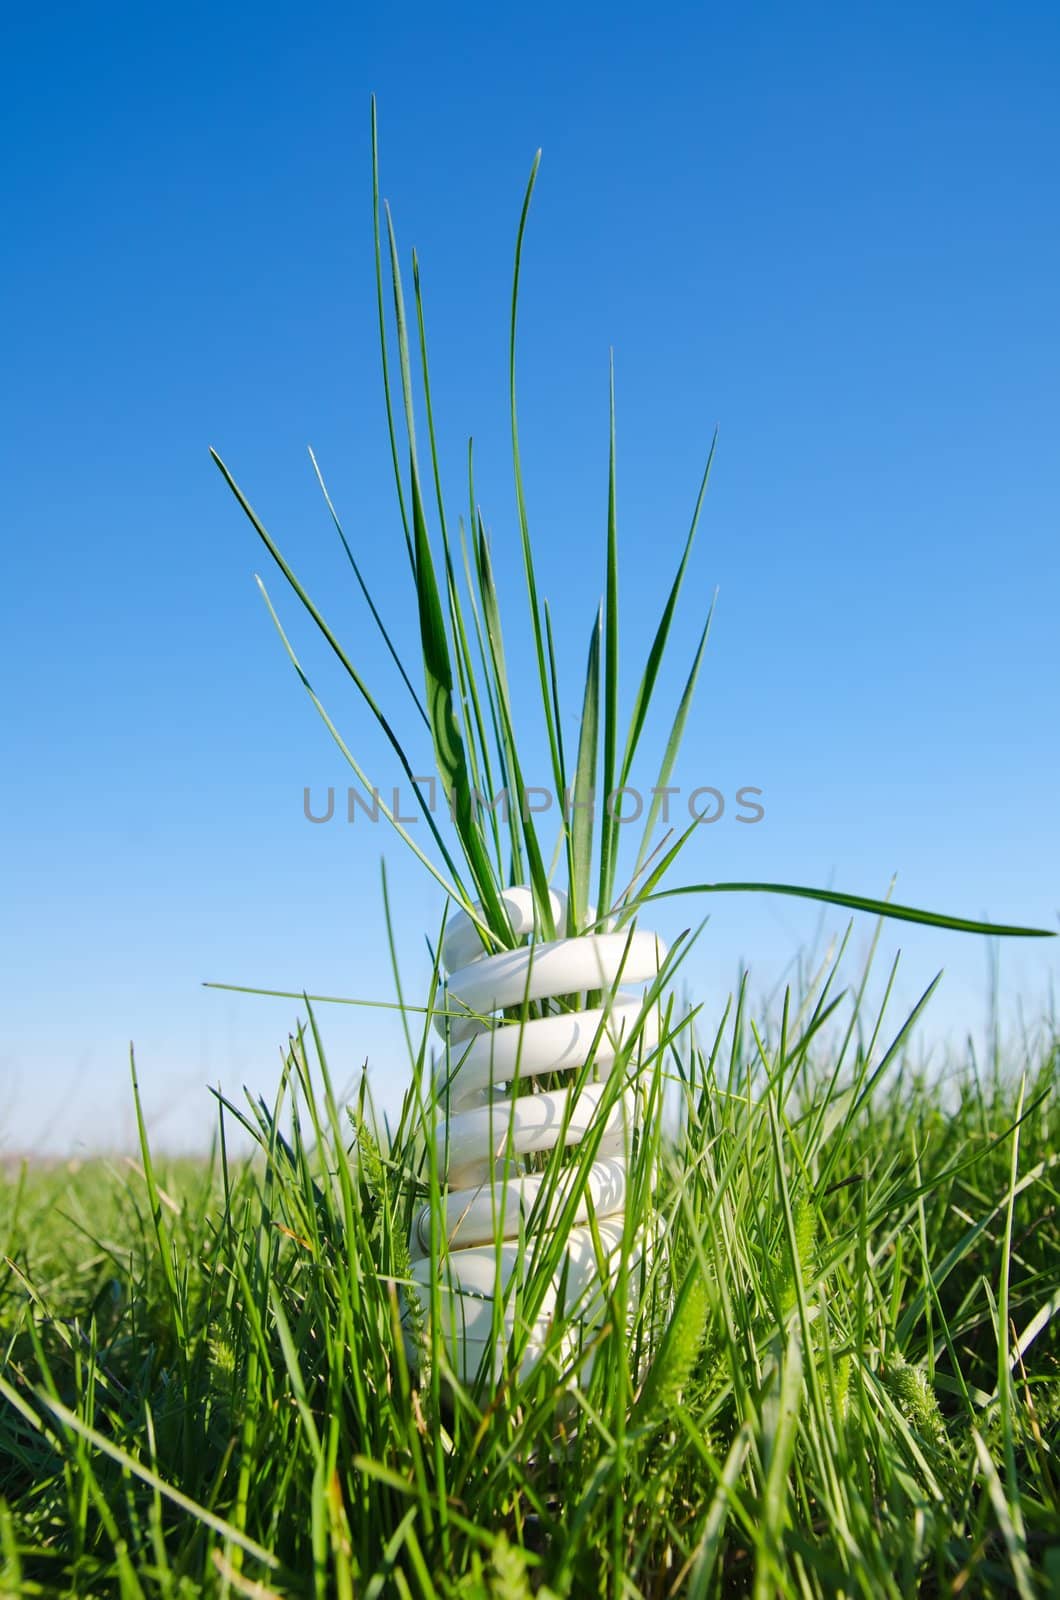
[472,512,514,778]
[466,506,524,884]
[542,600,568,799]
[569,604,601,931]
[410,267,507,875]
[639,879,1057,937]
[458,505,506,785]
[630,588,717,885]
[468,509,556,936]
[509,150,567,861]
[307,446,429,729]
[370,95,413,571]
[597,352,620,917]
[382,209,512,939]
[620,429,717,789]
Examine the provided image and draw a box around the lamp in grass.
[407,885,672,1386]
[212,100,1053,1396]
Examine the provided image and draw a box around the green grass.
[4,97,1055,1596]
[208,98,1051,953]
[1,975,1058,1596]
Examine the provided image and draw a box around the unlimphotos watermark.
[302,781,765,826]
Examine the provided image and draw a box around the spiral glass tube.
[408,885,667,1387]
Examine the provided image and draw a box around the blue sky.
[2,2,1057,1154]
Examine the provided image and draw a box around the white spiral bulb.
[409,885,668,1387]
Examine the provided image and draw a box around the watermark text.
[302,782,766,826]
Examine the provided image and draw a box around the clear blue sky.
[2,1,1057,1154]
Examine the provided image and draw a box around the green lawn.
[2,975,1057,1597]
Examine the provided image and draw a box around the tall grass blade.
[570,605,602,930]
[620,429,717,788]
[640,880,1056,937]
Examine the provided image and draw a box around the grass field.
[2,956,1058,1598]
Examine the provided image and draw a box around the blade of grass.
[638,880,1056,937]
[307,446,428,729]
[619,429,717,789]
[597,351,620,917]
[509,149,567,889]
[568,604,601,932]
[382,210,511,938]
[629,589,717,886]
[370,95,413,571]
